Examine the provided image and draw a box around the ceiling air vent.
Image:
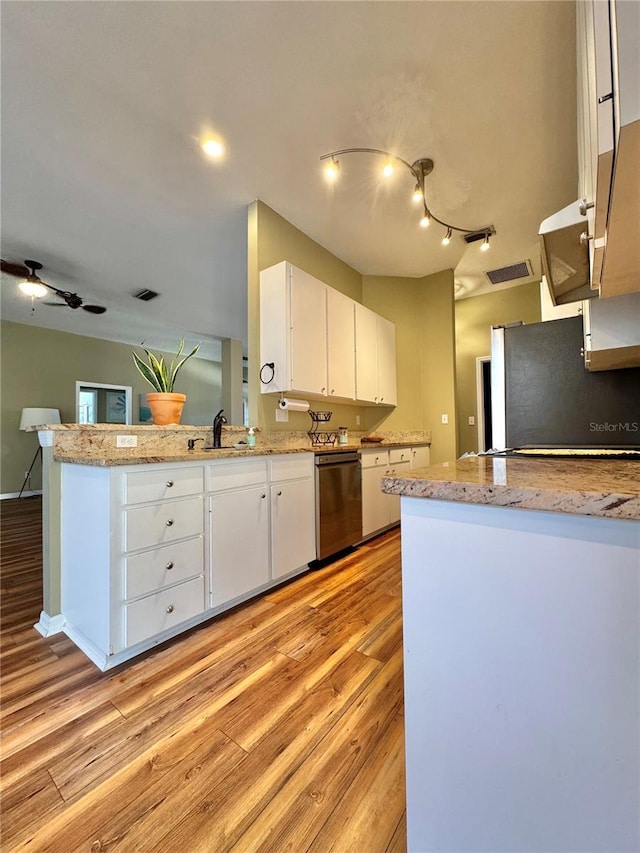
[484,260,533,285]
[133,288,159,301]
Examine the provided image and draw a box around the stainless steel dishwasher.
[314,450,362,561]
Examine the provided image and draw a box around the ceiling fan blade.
[1,259,31,278]
[82,304,107,314]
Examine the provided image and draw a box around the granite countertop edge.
[382,458,640,521]
[53,440,431,466]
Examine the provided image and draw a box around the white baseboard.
[1,490,43,500]
[34,611,65,637]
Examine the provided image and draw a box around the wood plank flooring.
[0,497,406,852]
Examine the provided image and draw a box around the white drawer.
[269,453,313,482]
[360,449,389,469]
[124,536,204,600]
[208,458,267,492]
[125,467,203,505]
[124,575,205,647]
[125,496,203,552]
[389,447,411,464]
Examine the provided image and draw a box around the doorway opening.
[476,357,492,452]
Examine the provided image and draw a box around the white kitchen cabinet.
[208,454,314,605]
[578,0,640,297]
[260,261,396,406]
[326,287,356,400]
[61,462,206,670]
[354,303,397,406]
[269,455,315,578]
[209,486,270,607]
[583,291,640,370]
[410,446,431,470]
[361,446,428,537]
[260,261,328,397]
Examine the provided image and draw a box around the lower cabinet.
[361,446,429,538]
[209,455,315,605]
[60,453,315,671]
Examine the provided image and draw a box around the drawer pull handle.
[166,561,174,570]
[277,490,282,496]
[166,604,174,614]
[166,519,174,527]
[166,480,174,487]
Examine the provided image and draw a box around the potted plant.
[132,338,200,425]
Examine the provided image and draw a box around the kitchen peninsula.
[383,457,640,853]
[33,422,430,671]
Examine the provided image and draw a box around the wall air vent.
[133,289,159,301]
[485,260,533,285]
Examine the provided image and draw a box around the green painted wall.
[455,283,541,454]
[363,270,457,464]
[248,200,366,433]
[1,321,222,494]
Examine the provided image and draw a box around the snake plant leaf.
[132,351,163,391]
[132,338,201,393]
[169,342,200,390]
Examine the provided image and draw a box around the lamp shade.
[19,408,61,431]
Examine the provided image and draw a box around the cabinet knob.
[321,387,326,394]
[166,480,174,487]
[166,518,174,526]
[261,493,266,499]
[166,604,174,614]
[380,397,384,402]
[166,561,174,570]
[277,490,282,496]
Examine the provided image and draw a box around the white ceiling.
[1,0,578,358]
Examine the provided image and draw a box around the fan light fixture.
[320,147,495,247]
[19,279,47,298]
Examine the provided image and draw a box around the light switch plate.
[441,414,449,425]
[468,416,475,425]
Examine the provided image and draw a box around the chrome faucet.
[212,409,227,448]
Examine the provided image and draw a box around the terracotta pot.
[146,392,186,426]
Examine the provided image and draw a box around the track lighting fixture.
[319,147,495,247]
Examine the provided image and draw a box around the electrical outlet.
[468,416,475,425]
[355,415,361,425]
[441,414,449,425]
[116,435,138,448]
[275,408,289,422]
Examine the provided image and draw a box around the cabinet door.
[327,288,356,400]
[411,447,431,470]
[377,315,397,406]
[355,303,379,403]
[361,464,390,537]
[387,459,410,524]
[290,267,327,395]
[209,487,270,607]
[271,478,315,579]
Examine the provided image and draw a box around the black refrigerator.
[490,316,640,449]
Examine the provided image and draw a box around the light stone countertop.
[382,456,640,520]
[53,446,313,466]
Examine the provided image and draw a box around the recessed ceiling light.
[201,138,225,159]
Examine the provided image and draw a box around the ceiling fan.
[1,259,107,314]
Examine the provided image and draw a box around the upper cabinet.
[260,261,396,406]
[354,304,397,406]
[578,0,640,297]
[583,291,640,371]
[260,262,327,397]
[326,287,356,400]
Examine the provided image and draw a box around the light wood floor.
[0,497,406,852]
